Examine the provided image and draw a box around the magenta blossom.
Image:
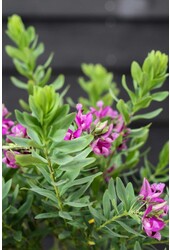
[64,128,82,140]
[139,178,165,202]
[2,105,14,135]
[90,100,118,124]
[91,124,113,156]
[6,124,27,142]
[75,104,93,132]
[64,102,130,157]
[2,119,14,135]
[142,206,166,241]
[2,104,9,117]
[2,150,20,169]
[91,137,112,156]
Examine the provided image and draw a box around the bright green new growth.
[116,50,168,124]
[78,63,119,108]
[6,15,64,104]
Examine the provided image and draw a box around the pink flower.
[91,137,113,156]
[90,101,118,124]
[2,104,9,117]
[2,105,14,136]
[2,151,20,169]
[2,119,14,135]
[139,178,165,202]
[142,206,166,241]
[75,104,93,131]
[64,128,82,140]
[6,124,27,142]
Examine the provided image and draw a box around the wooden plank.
[3,0,168,20]
[2,74,168,123]
[2,22,168,71]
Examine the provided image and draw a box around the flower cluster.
[2,104,28,169]
[139,178,168,240]
[65,101,130,157]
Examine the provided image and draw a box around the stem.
[143,240,168,246]
[2,145,30,150]
[107,150,115,168]
[44,148,63,211]
[97,212,128,231]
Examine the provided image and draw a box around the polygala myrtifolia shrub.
[2,15,169,250]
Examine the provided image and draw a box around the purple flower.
[2,119,14,135]
[75,104,93,131]
[2,105,14,136]
[90,101,118,124]
[64,128,82,140]
[6,124,27,142]
[2,150,20,169]
[91,137,112,156]
[139,178,165,202]
[142,206,166,241]
[2,104,9,117]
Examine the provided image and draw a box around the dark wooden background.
[2,0,169,166]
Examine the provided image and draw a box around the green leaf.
[10,76,28,89]
[2,179,12,200]
[131,61,142,84]
[125,182,135,210]
[122,75,136,103]
[131,108,162,122]
[116,178,128,210]
[33,42,44,58]
[102,226,128,238]
[16,154,46,167]
[6,46,25,61]
[30,187,58,204]
[134,241,142,250]
[157,142,169,170]
[64,201,92,208]
[59,148,95,175]
[51,74,65,90]
[13,231,22,242]
[38,67,52,87]
[7,136,30,147]
[103,190,111,219]
[35,212,59,219]
[12,184,19,203]
[116,221,144,237]
[43,52,54,68]
[19,99,30,112]
[58,231,71,240]
[27,128,43,146]
[117,99,130,124]
[133,97,152,113]
[36,166,51,184]
[59,211,73,221]
[15,110,27,126]
[130,124,151,138]
[108,178,118,213]
[55,135,93,153]
[152,91,169,102]
[14,193,33,222]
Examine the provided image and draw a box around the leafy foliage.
[2,14,169,250]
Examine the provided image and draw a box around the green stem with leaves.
[97,212,128,231]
